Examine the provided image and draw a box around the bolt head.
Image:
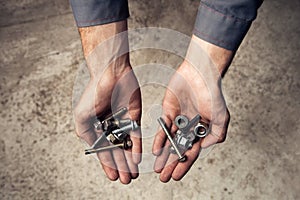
[126,140,132,148]
[107,134,117,144]
[178,155,187,162]
[93,120,102,130]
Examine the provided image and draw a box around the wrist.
[78,20,130,79]
[187,35,234,77]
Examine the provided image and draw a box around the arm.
[153,0,263,182]
[70,0,142,184]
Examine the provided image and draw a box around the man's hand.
[73,21,142,184]
[152,36,234,182]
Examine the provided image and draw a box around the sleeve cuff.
[193,3,252,51]
[70,0,129,27]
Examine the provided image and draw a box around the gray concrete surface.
[0,0,299,199]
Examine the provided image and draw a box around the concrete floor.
[0,0,299,199]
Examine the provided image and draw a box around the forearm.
[70,0,131,79]
[79,21,128,57]
[78,20,130,80]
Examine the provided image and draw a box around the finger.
[96,150,119,181]
[159,153,179,183]
[95,137,118,181]
[130,128,142,164]
[111,149,131,184]
[153,140,171,173]
[171,141,201,181]
[152,128,167,156]
[152,117,172,156]
[124,149,139,179]
[128,101,142,164]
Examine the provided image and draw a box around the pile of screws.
[157,114,208,162]
[85,107,139,155]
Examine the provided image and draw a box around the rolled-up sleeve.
[193,0,263,51]
[70,0,129,27]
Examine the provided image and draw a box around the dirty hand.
[73,21,142,184]
[152,36,233,182]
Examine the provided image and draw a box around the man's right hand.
[73,21,142,184]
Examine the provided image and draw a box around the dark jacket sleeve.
[70,0,129,27]
[193,0,263,51]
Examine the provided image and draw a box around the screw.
[93,120,102,131]
[111,120,139,142]
[112,120,139,135]
[106,133,118,144]
[85,140,132,155]
[157,117,186,162]
[102,107,128,123]
[114,118,132,127]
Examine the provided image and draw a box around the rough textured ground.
[0,0,299,199]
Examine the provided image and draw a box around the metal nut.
[194,123,208,138]
[174,115,189,129]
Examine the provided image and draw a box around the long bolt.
[112,120,139,135]
[85,140,132,155]
[102,107,128,123]
[157,117,186,162]
[90,130,108,149]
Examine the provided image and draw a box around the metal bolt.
[111,120,139,142]
[112,120,139,135]
[115,118,132,127]
[90,130,108,149]
[174,114,201,135]
[102,107,128,123]
[93,120,102,131]
[85,140,132,155]
[173,132,195,151]
[106,133,117,144]
[102,120,113,131]
[186,131,196,142]
[157,117,186,162]
[183,114,200,132]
